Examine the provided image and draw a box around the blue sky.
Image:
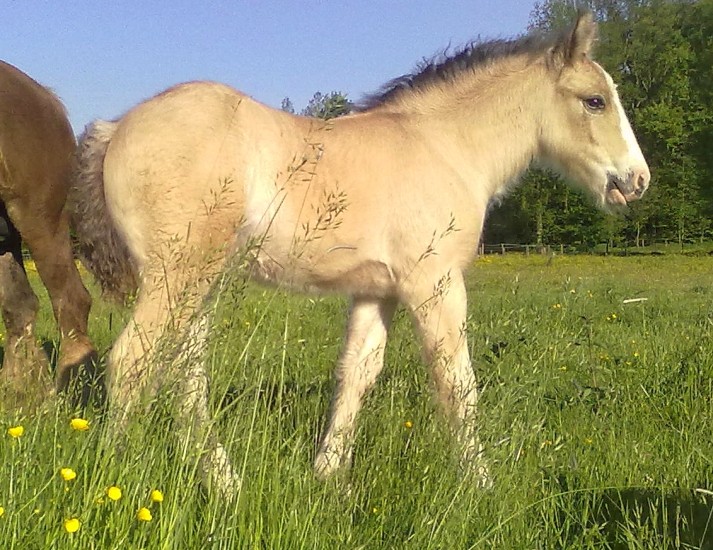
[4,1,538,133]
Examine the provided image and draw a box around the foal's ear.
[552,11,598,66]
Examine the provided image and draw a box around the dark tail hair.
[70,120,139,302]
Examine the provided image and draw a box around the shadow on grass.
[552,484,713,549]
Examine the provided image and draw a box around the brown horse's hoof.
[55,350,106,411]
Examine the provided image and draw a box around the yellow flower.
[107,486,122,501]
[7,426,24,438]
[70,418,90,432]
[64,517,81,533]
[0,506,4,517]
[403,420,413,430]
[137,507,153,522]
[150,489,164,503]
[60,468,77,482]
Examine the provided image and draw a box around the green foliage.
[301,91,352,120]
[281,91,352,120]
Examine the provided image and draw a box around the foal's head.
[539,13,650,211]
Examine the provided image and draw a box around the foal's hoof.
[472,462,493,489]
[313,448,352,481]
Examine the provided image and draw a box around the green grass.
[2,254,713,548]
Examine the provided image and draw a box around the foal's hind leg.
[106,269,237,495]
[0,209,51,405]
[314,296,397,479]
[171,309,237,496]
[400,269,489,486]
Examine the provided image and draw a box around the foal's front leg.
[402,269,489,486]
[314,296,397,479]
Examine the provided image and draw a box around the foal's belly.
[240,236,397,298]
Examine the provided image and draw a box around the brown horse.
[0,61,96,406]
[71,13,649,493]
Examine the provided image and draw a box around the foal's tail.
[70,120,139,303]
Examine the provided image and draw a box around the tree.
[300,91,352,120]
[280,91,352,120]
[280,97,295,114]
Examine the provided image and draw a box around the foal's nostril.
[633,167,651,196]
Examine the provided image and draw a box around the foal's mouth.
[606,174,642,206]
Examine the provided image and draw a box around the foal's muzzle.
[607,166,651,205]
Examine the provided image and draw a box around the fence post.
[500,243,505,255]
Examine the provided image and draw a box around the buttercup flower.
[137,507,153,522]
[64,517,81,533]
[60,468,77,481]
[107,486,122,501]
[70,418,90,432]
[403,421,413,429]
[150,489,164,503]
[7,426,24,438]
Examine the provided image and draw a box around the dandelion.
[70,418,90,432]
[137,507,153,522]
[107,486,122,501]
[64,517,81,533]
[403,420,413,430]
[60,468,77,482]
[150,489,164,503]
[7,425,24,438]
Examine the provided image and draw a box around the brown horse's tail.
[70,120,139,303]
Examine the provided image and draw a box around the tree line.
[285,0,712,250]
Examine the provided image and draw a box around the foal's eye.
[584,96,606,111]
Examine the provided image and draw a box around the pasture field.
[1,253,713,549]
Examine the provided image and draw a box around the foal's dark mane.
[357,30,558,112]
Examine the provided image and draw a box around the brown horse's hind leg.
[400,269,490,487]
[10,204,96,397]
[0,211,52,406]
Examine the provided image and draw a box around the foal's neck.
[416,57,548,201]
